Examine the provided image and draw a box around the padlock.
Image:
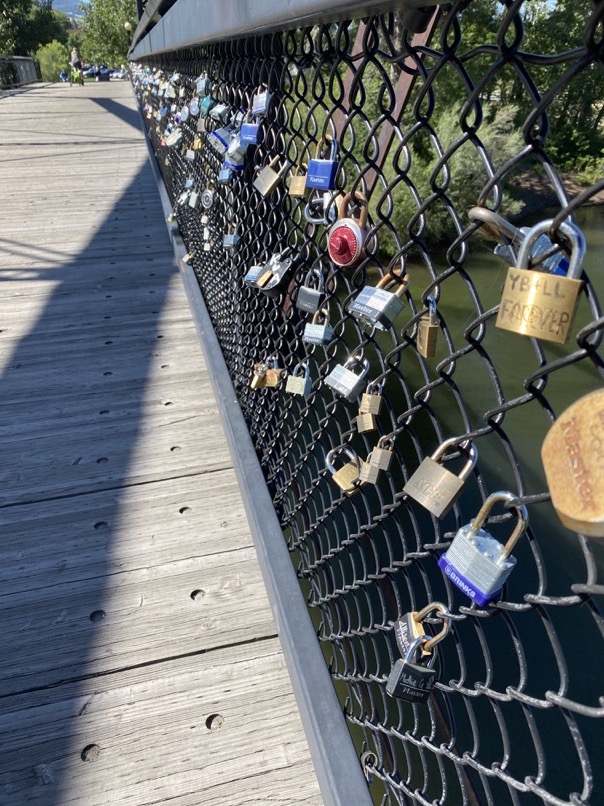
[208,125,233,155]
[226,131,247,163]
[302,307,334,346]
[304,189,340,225]
[198,96,215,117]
[386,636,438,703]
[359,437,395,484]
[541,388,604,537]
[327,191,369,268]
[285,362,313,397]
[306,136,339,190]
[201,184,215,210]
[188,190,200,209]
[251,86,272,116]
[196,73,212,96]
[417,296,439,358]
[165,128,183,148]
[253,157,291,197]
[356,411,376,434]
[244,265,272,288]
[495,219,586,344]
[325,356,370,401]
[189,97,200,116]
[296,268,325,314]
[263,356,285,387]
[250,362,267,390]
[359,383,383,415]
[326,447,363,495]
[185,148,196,161]
[394,602,451,659]
[258,251,296,297]
[223,226,239,249]
[438,491,528,605]
[209,102,230,124]
[218,165,234,184]
[403,438,478,518]
[179,105,189,121]
[240,113,263,145]
[289,163,308,197]
[348,271,410,331]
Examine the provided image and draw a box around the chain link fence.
[0,56,41,89]
[132,2,604,802]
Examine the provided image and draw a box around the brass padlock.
[359,383,383,415]
[403,438,478,518]
[417,296,439,358]
[541,389,604,537]
[495,219,586,344]
[263,356,286,388]
[356,412,376,434]
[326,447,363,496]
[289,163,308,197]
[253,157,291,197]
[359,437,394,484]
[250,362,267,390]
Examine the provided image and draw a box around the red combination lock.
[327,191,369,268]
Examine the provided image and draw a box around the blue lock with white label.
[305,136,339,190]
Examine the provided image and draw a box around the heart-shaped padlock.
[327,191,369,268]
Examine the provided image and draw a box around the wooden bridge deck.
[0,81,321,805]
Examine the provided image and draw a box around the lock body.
[356,412,376,433]
[285,367,312,397]
[386,658,436,703]
[250,363,267,390]
[328,219,366,267]
[296,286,323,314]
[404,458,466,518]
[259,253,295,297]
[253,159,289,197]
[349,287,405,330]
[302,322,333,345]
[306,157,338,189]
[438,525,516,605]
[325,364,367,401]
[251,89,272,116]
[417,315,438,357]
[223,232,239,248]
[289,167,308,197]
[359,391,382,415]
[331,462,362,494]
[240,121,262,145]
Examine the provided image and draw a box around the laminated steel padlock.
[326,447,363,495]
[417,296,439,358]
[386,636,438,703]
[296,268,325,314]
[223,226,239,249]
[359,437,395,484]
[218,165,234,184]
[327,192,369,268]
[306,136,339,190]
[240,112,263,145]
[541,388,604,537]
[348,271,410,331]
[208,125,233,156]
[209,102,231,124]
[304,189,340,225]
[403,438,478,518]
[201,183,216,210]
[325,356,370,401]
[285,362,312,398]
[244,264,273,288]
[198,96,215,117]
[289,163,308,197]
[196,73,212,96]
[302,307,333,346]
[253,157,291,197]
[438,491,528,605]
[251,86,272,116]
[359,383,383,416]
[495,219,586,344]
[226,131,247,163]
[263,356,286,387]
[188,190,200,210]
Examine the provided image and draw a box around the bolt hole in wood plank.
[0,83,322,804]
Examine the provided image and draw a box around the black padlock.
[296,267,325,314]
[386,636,437,703]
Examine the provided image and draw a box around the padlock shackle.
[431,437,478,482]
[291,361,309,378]
[403,635,436,668]
[342,355,370,376]
[304,267,325,289]
[312,306,330,325]
[315,134,337,160]
[376,272,410,298]
[337,191,368,228]
[516,219,585,279]
[468,206,522,245]
[413,602,451,652]
[325,446,361,476]
[377,436,394,451]
[471,491,528,563]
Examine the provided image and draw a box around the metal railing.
[0,56,41,89]
[131,1,604,803]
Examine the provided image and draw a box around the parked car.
[95,66,111,81]
[110,68,128,79]
[83,67,97,78]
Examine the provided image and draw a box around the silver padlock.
[325,356,370,401]
[403,438,478,518]
[251,85,272,116]
[303,307,333,346]
[196,73,212,96]
[348,271,410,331]
[296,267,325,314]
[438,491,528,606]
[226,131,247,163]
[304,189,340,225]
[285,362,312,397]
[259,251,296,297]
[326,447,363,495]
[244,264,273,288]
[188,190,200,209]
[223,226,239,249]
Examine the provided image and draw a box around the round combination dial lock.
[327,191,369,267]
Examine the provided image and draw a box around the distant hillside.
[54,0,84,18]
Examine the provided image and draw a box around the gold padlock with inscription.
[359,382,383,416]
[263,356,286,388]
[542,389,604,537]
[495,219,585,344]
[289,162,308,197]
[356,412,376,434]
[359,438,395,485]
[326,447,363,495]
[417,296,439,358]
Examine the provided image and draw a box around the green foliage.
[79,0,136,66]
[0,0,68,56]
[36,38,69,80]
[0,0,33,55]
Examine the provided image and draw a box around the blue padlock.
[305,136,339,190]
[240,113,263,145]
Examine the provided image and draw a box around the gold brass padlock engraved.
[417,296,438,358]
[289,162,308,197]
[403,438,478,518]
[359,383,383,415]
[326,447,363,495]
[356,412,376,434]
[359,437,394,484]
[541,389,604,537]
[495,219,586,344]
[253,157,291,197]
[263,356,285,388]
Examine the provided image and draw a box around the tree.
[79,0,136,66]
[0,0,33,55]
[21,2,70,54]
[36,38,69,80]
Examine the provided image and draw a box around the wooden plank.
[0,642,322,805]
